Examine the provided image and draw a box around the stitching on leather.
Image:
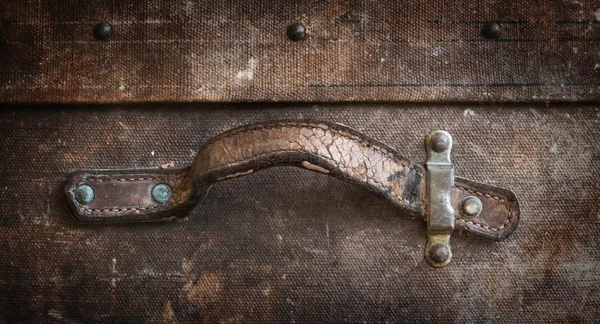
[81,177,164,213]
[85,177,162,182]
[214,123,513,232]
[80,123,514,231]
[209,150,416,207]
[210,123,415,207]
[457,209,512,232]
[212,123,513,232]
[84,205,162,213]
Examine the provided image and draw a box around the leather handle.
[65,121,519,240]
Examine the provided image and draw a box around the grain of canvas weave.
[0,104,599,322]
[1,0,600,103]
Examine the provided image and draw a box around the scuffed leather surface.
[192,121,427,214]
[192,121,518,240]
[65,121,518,240]
[1,104,599,323]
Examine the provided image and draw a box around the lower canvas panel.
[0,104,598,322]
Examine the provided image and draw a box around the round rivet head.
[430,243,450,264]
[461,196,483,218]
[430,132,450,152]
[482,21,500,39]
[74,184,94,205]
[287,23,306,41]
[152,184,172,204]
[93,22,112,40]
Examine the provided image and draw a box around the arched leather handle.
[65,121,519,241]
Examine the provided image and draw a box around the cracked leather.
[65,121,519,240]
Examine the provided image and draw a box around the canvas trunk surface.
[0,104,598,323]
[1,0,600,323]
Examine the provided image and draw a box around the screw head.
[461,196,483,218]
[93,22,112,40]
[152,184,172,204]
[430,132,450,152]
[74,184,94,205]
[429,243,450,264]
[481,21,500,39]
[287,23,307,41]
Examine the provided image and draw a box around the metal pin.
[287,23,307,41]
[461,196,483,218]
[429,243,450,264]
[93,22,112,40]
[152,184,172,204]
[481,22,500,39]
[429,132,450,152]
[74,184,94,205]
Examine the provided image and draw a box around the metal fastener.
[74,184,94,205]
[461,196,483,218]
[481,21,500,39]
[429,132,450,152]
[429,243,450,264]
[152,184,172,204]
[93,22,112,40]
[287,23,307,41]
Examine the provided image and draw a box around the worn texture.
[0,104,599,322]
[1,0,600,103]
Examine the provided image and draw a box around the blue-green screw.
[152,184,172,204]
[74,184,94,205]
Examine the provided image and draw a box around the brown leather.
[65,120,519,240]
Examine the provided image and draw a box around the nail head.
[93,22,112,40]
[287,23,306,41]
[482,21,500,39]
[152,184,172,204]
[461,196,483,218]
[430,132,450,152]
[430,243,450,264]
[74,184,94,205]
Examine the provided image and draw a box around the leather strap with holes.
[65,120,519,240]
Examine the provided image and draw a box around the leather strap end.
[452,178,520,241]
[64,169,193,223]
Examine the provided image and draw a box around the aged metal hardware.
[152,184,173,205]
[64,121,519,267]
[461,196,483,218]
[287,23,307,41]
[74,184,94,205]
[481,21,500,39]
[424,130,455,267]
[93,22,112,40]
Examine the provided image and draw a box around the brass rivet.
[461,196,483,218]
[74,184,94,205]
[430,132,450,152]
[429,243,450,264]
[152,184,172,204]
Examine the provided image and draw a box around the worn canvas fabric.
[1,0,600,103]
[1,0,599,323]
[1,104,599,322]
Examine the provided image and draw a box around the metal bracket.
[425,130,455,268]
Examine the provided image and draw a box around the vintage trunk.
[1,0,599,323]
